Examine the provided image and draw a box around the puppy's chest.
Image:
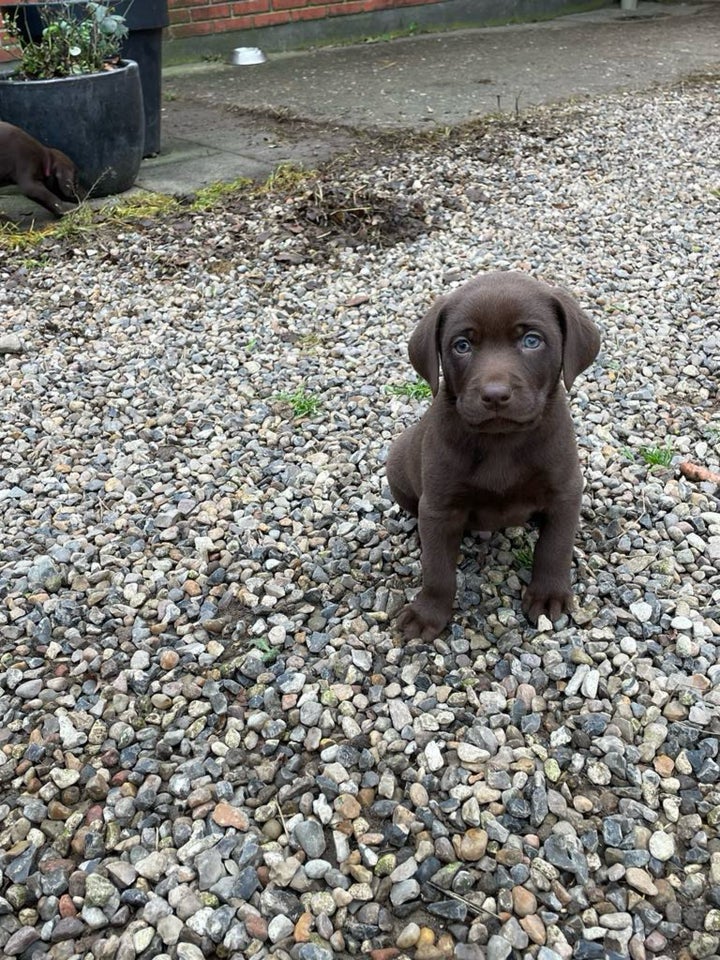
[460,455,549,528]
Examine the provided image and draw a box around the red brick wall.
[1,1,597,61]
[166,0,440,41]
[0,0,440,60]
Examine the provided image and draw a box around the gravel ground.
[1,78,719,960]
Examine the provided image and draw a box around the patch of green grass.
[20,254,50,269]
[275,386,322,418]
[108,193,180,220]
[44,202,97,240]
[385,378,432,401]
[245,337,258,352]
[513,546,534,570]
[1,180,244,252]
[250,638,278,663]
[0,219,53,250]
[62,195,177,238]
[190,178,252,211]
[262,162,309,192]
[0,192,184,252]
[639,445,674,468]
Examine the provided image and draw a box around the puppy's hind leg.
[386,426,422,517]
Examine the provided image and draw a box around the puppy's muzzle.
[479,380,513,408]
[459,378,540,429]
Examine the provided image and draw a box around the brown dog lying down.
[387,271,601,641]
[0,121,83,218]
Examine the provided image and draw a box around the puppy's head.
[408,271,600,432]
[47,148,85,201]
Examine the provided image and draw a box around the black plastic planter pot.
[0,59,145,196]
[114,0,169,156]
[3,0,168,156]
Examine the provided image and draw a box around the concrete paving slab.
[157,100,357,176]
[161,1,719,134]
[134,146,271,196]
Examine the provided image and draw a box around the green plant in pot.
[7,2,129,78]
[0,2,145,196]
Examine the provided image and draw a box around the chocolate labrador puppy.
[0,121,83,218]
[387,271,600,641]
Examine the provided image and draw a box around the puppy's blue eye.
[453,338,472,355]
[521,332,543,350]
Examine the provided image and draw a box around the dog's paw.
[397,600,450,642]
[522,581,573,625]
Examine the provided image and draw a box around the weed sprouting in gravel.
[0,219,51,250]
[262,162,310,192]
[190,178,252,211]
[639,445,675,467]
[20,255,50,270]
[513,546,535,570]
[250,637,278,663]
[385,379,432,401]
[109,193,180,219]
[275,386,322,418]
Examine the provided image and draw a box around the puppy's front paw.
[522,580,573,625]
[52,202,77,218]
[397,598,450,642]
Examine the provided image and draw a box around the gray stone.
[0,334,24,354]
[543,834,589,883]
[268,914,295,942]
[293,819,327,858]
[389,879,420,905]
[487,934,513,960]
[5,927,40,956]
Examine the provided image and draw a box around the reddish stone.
[58,894,77,918]
[85,804,104,825]
[244,913,268,941]
[211,801,250,830]
[100,748,120,767]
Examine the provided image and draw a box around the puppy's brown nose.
[481,382,512,406]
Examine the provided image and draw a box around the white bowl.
[229,47,267,66]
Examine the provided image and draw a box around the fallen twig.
[426,881,501,919]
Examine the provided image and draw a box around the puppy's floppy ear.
[408,296,446,396]
[552,286,601,390]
